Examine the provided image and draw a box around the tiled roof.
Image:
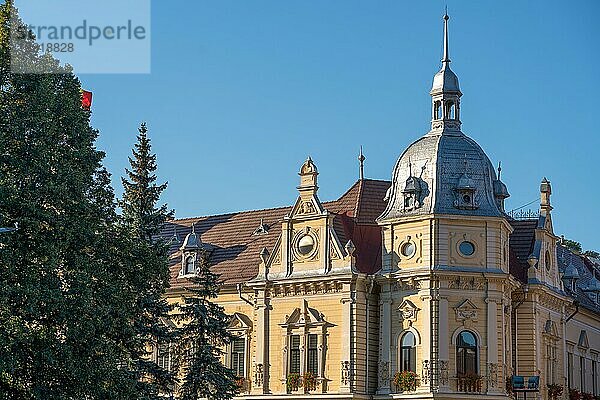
[160,179,390,287]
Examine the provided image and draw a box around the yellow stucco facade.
[161,13,600,400]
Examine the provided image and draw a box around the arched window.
[447,101,456,120]
[434,101,442,120]
[456,331,478,375]
[184,256,195,275]
[400,332,416,372]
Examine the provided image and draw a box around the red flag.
[81,90,93,110]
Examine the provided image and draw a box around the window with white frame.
[568,352,574,389]
[400,331,417,372]
[230,337,246,377]
[156,341,171,371]
[280,302,330,389]
[306,334,319,375]
[226,313,252,381]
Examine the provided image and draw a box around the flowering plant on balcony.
[582,393,594,400]
[303,371,317,392]
[393,370,418,392]
[235,376,246,392]
[286,373,301,392]
[547,383,563,399]
[569,389,582,400]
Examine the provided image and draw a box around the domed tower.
[376,14,514,398]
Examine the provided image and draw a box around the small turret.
[493,162,510,212]
[540,177,552,213]
[298,157,318,199]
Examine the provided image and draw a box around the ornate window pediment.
[281,301,328,329]
[578,330,589,348]
[397,299,420,325]
[454,299,479,324]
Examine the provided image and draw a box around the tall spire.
[429,11,462,134]
[442,11,450,65]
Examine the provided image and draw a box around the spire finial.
[497,161,502,179]
[191,223,196,234]
[358,146,366,180]
[442,10,450,64]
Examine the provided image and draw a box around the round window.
[463,194,471,203]
[401,242,416,258]
[298,235,315,256]
[459,241,475,257]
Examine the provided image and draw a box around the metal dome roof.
[431,64,461,95]
[378,132,503,221]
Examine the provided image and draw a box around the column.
[252,294,269,394]
[438,296,450,392]
[340,293,353,393]
[377,284,392,394]
[487,297,501,394]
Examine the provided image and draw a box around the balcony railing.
[456,375,483,393]
[286,373,322,394]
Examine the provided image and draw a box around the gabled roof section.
[508,218,537,283]
[160,179,390,287]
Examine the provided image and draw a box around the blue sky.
[16,1,600,251]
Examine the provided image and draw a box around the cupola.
[493,163,510,212]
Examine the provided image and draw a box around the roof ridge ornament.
[358,146,365,180]
[442,10,450,65]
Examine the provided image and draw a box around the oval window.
[459,241,475,257]
[298,235,315,256]
[545,250,552,271]
[401,242,416,258]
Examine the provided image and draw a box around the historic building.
[160,14,600,400]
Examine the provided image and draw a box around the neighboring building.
[160,14,600,400]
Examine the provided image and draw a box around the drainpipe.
[237,283,254,306]
[565,300,579,323]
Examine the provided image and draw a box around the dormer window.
[179,225,212,278]
[184,255,195,275]
[402,176,423,211]
[454,167,479,210]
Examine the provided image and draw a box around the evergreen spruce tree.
[0,3,154,399]
[172,254,238,400]
[119,122,175,397]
